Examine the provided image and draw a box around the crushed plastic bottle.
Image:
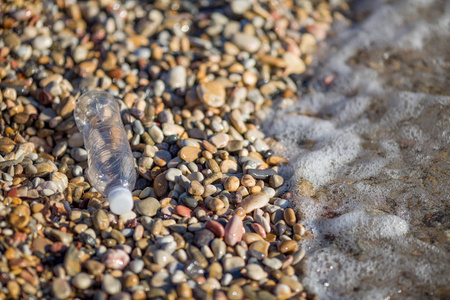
[74,90,136,215]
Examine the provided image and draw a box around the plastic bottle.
[74,90,136,215]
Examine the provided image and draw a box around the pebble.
[51,278,72,299]
[245,264,268,281]
[241,192,269,213]
[102,274,122,295]
[178,146,202,162]
[135,198,160,216]
[103,249,130,270]
[72,272,92,289]
[197,81,226,108]
[154,250,175,267]
[224,216,244,246]
[167,65,187,89]
[194,229,215,247]
[223,256,245,273]
[232,32,261,53]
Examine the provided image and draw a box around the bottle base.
[108,186,134,215]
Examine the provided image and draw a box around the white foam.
[263,0,450,298]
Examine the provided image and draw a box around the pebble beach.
[0,1,350,299]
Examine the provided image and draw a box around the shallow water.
[263,0,450,299]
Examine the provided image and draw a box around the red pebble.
[174,205,192,218]
[7,188,18,197]
[205,220,225,238]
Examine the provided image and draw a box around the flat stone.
[194,229,215,247]
[245,264,268,281]
[210,133,229,148]
[241,192,269,213]
[197,81,226,108]
[135,198,160,217]
[249,240,270,260]
[71,272,92,289]
[178,146,202,162]
[247,168,276,180]
[102,274,121,295]
[223,256,245,274]
[232,32,261,53]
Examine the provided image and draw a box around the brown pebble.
[279,240,298,254]
[178,146,202,162]
[283,208,296,227]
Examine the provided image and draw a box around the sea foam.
[263,0,450,299]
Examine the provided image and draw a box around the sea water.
[263,0,450,299]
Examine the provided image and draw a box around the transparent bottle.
[74,90,136,215]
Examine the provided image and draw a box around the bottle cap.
[108,186,134,215]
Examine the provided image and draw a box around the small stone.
[154,250,175,267]
[274,283,291,300]
[165,168,182,182]
[124,274,139,288]
[270,174,284,188]
[50,171,68,192]
[188,180,205,196]
[167,65,187,89]
[224,176,240,192]
[194,229,215,247]
[72,272,92,289]
[297,179,315,196]
[197,81,226,108]
[283,52,306,75]
[245,264,268,281]
[103,249,130,270]
[241,192,269,213]
[224,216,244,246]
[178,146,202,162]
[92,209,110,230]
[247,168,276,180]
[174,205,192,218]
[223,256,245,273]
[33,35,53,50]
[211,238,226,260]
[154,150,172,166]
[84,260,105,276]
[228,284,244,300]
[102,274,121,295]
[206,220,225,238]
[154,173,168,197]
[283,208,296,227]
[262,258,283,270]
[232,32,261,53]
[249,240,270,260]
[210,133,229,148]
[279,240,298,254]
[279,276,303,293]
[64,244,81,276]
[51,278,72,299]
[135,198,160,216]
